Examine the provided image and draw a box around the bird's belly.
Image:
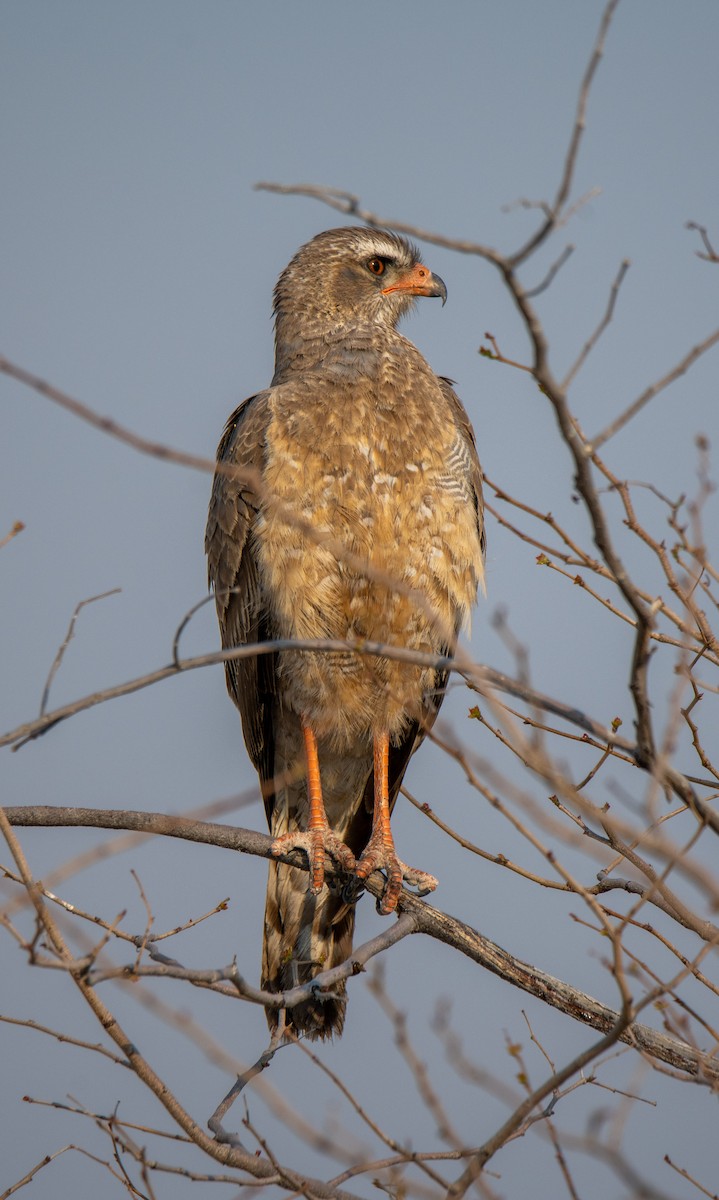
[257,416,480,747]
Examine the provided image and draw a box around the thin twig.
[686,221,719,264]
[0,1015,130,1067]
[561,259,630,390]
[524,244,575,299]
[589,325,719,451]
[507,0,620,269]
[254,182,503,265]
[40,589,121,716]
[0,520,24,551]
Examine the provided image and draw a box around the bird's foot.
[355,842,438,915]
[271,829,357,896]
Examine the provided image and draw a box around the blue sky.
[2,3,718,1196]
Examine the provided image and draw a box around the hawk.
[206,226,485,1039]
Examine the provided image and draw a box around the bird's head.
[273,226,447,343]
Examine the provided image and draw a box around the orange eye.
[367,257,385,276]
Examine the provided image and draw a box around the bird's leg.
[355,731,438,915]
[271,722,357,895]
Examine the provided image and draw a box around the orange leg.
[356,730,438,915]
[271,721,356,894]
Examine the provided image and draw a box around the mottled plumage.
[206,227,485,1038]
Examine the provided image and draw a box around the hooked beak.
[381,263,447,306]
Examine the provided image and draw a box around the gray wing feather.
[205,392,276,792]
[438,375,486,567]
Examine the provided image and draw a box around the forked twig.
[40,589,121,716]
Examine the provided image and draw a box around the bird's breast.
[254,374,481,742]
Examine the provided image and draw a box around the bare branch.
[0,805,367,1200]
[447,1013,633,1197]
[589,325,719,451]
[257,4,620,283]
[507,0,621,268]
[686,221,719,264]
[254,182,503,264]
[0,353,224,477]
[1,630,634,770]
[0,1146,104,1199]
[561,258,630,390]
[0,1014,130,1068]
[4,805,717,1083]
[0,637,459,751]
[524,244,575,299]
[369,965,463,1150]
[40,588,121,716]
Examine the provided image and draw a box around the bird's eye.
[367,257,386,276]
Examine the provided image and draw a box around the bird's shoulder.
[436,375,476,449]
[205,390,271,600]
[205,381,311,591]
[214,390,272,469]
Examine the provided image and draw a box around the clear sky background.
[2,3,718,1197]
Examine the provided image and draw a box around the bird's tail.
[262,859,355,1039]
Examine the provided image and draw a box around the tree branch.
[507,0,620,268]
[588,325,719,451]
[4,805,716,1085]
[0,805,364,1200]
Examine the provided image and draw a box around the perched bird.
[206,226,485,1039]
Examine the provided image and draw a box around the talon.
[402,866,438,897]
[340,875,365,905]
[377,868,402,916]
[271,829,356,895]
[356,847,436,914]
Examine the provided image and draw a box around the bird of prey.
[206,226,485,1039]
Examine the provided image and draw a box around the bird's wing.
[205,392,276,794]
[438,375,487,570]
[376,377,486,818]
